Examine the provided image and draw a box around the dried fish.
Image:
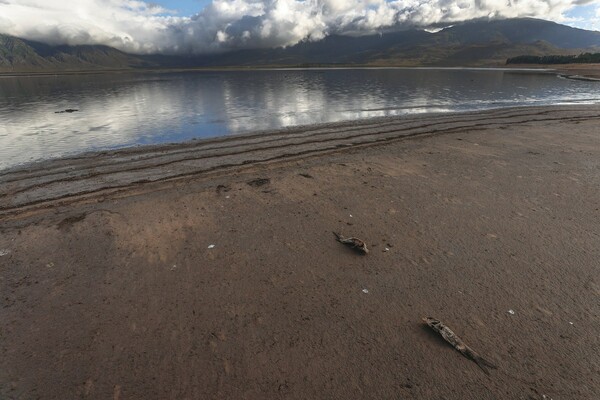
[333,232,369,254]
[423,317,497,375]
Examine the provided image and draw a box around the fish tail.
[465,347,497,375]
[478,356,497,369]
[473,355,497,375]
[332,231,343,241]
[474,360,491,375]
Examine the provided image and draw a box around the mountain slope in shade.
[193,18,600,67]
[0,35,155,72]
[1,18,600,72]
[437,18,600,48]
[0,35,51,70]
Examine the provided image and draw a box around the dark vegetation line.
[507,52,600,65]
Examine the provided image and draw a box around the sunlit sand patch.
[104,197,218,264]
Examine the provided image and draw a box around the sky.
[0,0,598,55]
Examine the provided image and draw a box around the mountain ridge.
[1,18,600,72]
[0,35,155,72]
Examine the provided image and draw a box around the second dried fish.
[423,317,497,375]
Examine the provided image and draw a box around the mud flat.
[1,106,599,399]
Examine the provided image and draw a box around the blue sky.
[154,0,211,16]
[565,4,599,31]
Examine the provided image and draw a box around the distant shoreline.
[558,74,600,82]
[507,63,600,80]
[0,65,559,78]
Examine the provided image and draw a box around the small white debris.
[569,321,574,325]
[349,214,353,218]
[0,249,10,257]
[362,289,369,294]
[384,247,390,252]
[225,196,230,199]
[508,309,515,315]
[171,264,177,271]
[208,244,216,249]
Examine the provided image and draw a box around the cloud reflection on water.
[0,69,599,169]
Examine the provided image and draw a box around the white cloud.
[591,5,600,30]
[0,0,597,54]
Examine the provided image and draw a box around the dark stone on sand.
[55,109,79,114]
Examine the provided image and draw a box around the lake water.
[1,68,599,170]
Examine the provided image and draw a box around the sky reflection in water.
[0,68,599,169]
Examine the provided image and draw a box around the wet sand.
[1,106,599,399]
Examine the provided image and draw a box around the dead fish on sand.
[423,317,497,375]
[333,232,369,254]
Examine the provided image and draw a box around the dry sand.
[1,106,599,399]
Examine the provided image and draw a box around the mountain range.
[1,18,600,73]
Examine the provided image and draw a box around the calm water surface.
[0,68,598,169]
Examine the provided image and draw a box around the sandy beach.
[1,106,599,399]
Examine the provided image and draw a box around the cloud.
[0,0,596,54]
